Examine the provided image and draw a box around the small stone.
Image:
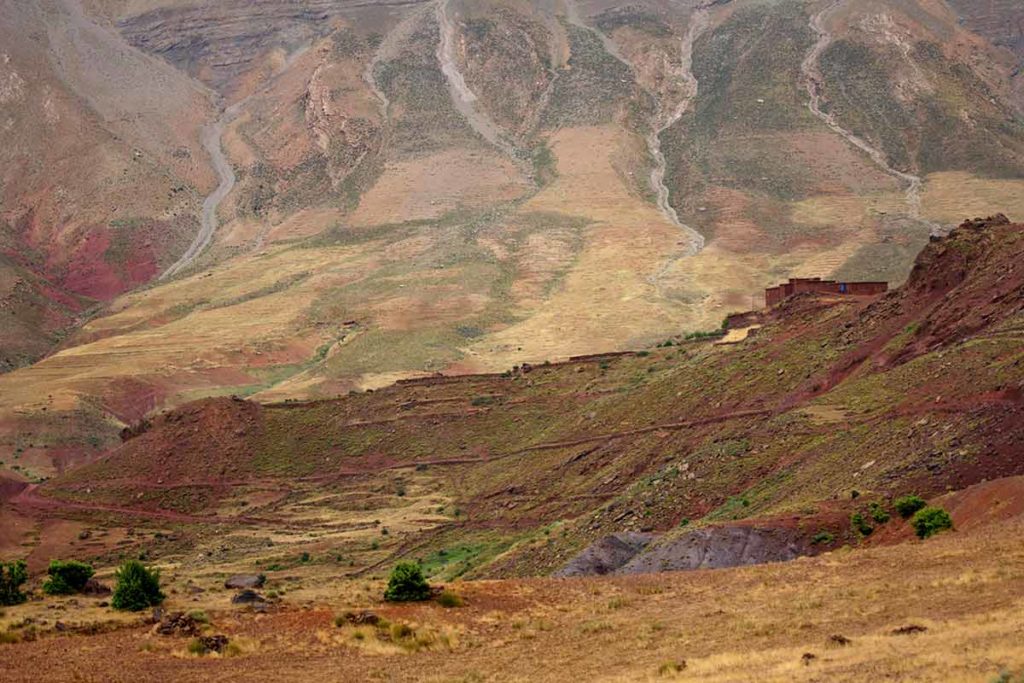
[231,590,266,605]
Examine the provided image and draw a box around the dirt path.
[160,43,313,278]
[801,0,940,233]
[645,7,710,289]
[563,0,707,297]
[436,0,516,156]
[160,105,239,279]
[11,484,265,524]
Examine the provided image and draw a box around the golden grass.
[4,513,1023,681]
[922,172,1024,225]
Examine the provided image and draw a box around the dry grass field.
[2,513,1023,682]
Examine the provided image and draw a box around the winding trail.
[802,0,939,232]
[563,0,708,294]
[646,7,711,272]
[563,0,630,66]
[436,0,516,156]
[160,45,313,279]
[160,104,240,280]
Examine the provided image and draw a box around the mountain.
[2,0,1024,484]
[12,214,1023,574]
[1,215,1022,681]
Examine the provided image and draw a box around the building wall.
[765,279,888,307]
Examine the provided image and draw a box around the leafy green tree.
[0,560,28,606]
[43,560,95,595]
[893,495,927,519]
[111,560,164,611]
[383,562,431,602]
[911,507,953,539]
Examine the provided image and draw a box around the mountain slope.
[17,216,1022,580]
[4,0,1024,480]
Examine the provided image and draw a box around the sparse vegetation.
[111,560,164,612]
[384,562,431,602]
[659,660,687,677]
[437,590,463,608]
[868,502,891,525]
[811,531,835,546]
[911,507,954,539]
[850,512,873,537]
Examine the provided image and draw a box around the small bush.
[894,495,927,519]
[659,660,686,676]
[43,560,95,595]
[911,507,953,539]
[0,560,28,606]
[437,590,463,608]
[384,562,431,602]
[868,502,891,525]
[850,512,873,536]
[811,531,835,545]
[111,560,165,611]
[187,638,207,655]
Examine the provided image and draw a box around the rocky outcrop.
[618,527,806,574]
[224,574,265,589]
[118,0,433,92]
[557,526,807,577]
[554,532,654,577]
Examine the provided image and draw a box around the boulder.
[231,590,266,605]
[155,611,201,637]
[224,574,265,590]
[341,610,379,626]
[198,635,229,653]
[81,579,112,596]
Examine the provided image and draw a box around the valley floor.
[4,513,1024,682]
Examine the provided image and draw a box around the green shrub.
[894,495,927,519]
[383,562,431,602]
[42,560,94,595]
[0,560,28,606]
[850,512,873,536]
[111,560,164,611]
[868,502,891,525]
[911,507,953,539]
[437,590,463,608]
[811,531,835,545]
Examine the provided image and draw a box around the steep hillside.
[0,0,214,368]
[9,216,1020,583]
[5,0,1024,481]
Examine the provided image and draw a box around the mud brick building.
[765,278,888,308]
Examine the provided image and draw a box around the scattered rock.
[231,590,266,605]
[198,635,229,653]
[81,579,111,596]
[892,624,928,635]
[341,610,380,626]
[827,634,851,647]
[224,574,265,590]
[801,653,817,665]
[155,612,201,637]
